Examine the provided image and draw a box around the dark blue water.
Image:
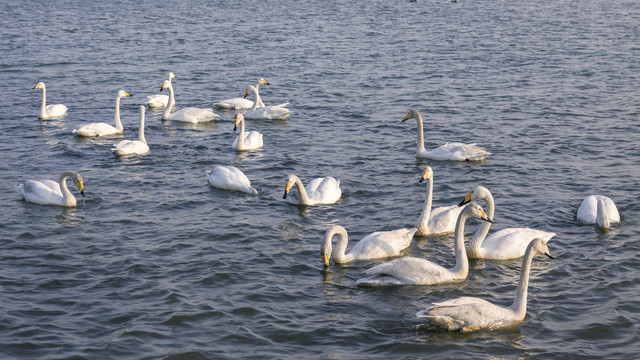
[1,0,639,358]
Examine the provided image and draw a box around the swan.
[18,171,85,207]
[214,78,268,110]
[112,105,150,157]
[577,195,620,231]
[283,174,341,206]
[232,113,263,151]
[321,225,418,269]
[416,238,553,332]
[206,166,257,194]
[458,185,556,259]
[160,80,219,123]
[33,82,68,119]
[73,90,131,137]
[415,166,466,236]
[243,85,291,120]
[402,109,491,161]
[146,72,176,109]
[356,203,493,286]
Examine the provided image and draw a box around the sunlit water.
[1,0,639,358]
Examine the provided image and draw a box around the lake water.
[1,0,639,358]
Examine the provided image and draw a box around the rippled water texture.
[1,0,639,359]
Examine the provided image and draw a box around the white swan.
[322,225,417,269]
[33,82,68,119]
[73,90,131,137]
[577,195,620,231]
[415,166,466,236]
[146,72,176,109]
[232,113,263,151]
[283,174,341,206]
[458,185,556,259]
[160,80,219,123]
[244,85,291,120]
[18,171,85,207]
[356,203,493,286]
[402,109,491,161]
[206,166,257,194]
[112,105,150,157]
[416,238,553,332]
[214,78,268,110]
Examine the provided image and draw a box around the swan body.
[232,113,263,151]
[160,80,219,123]
[18,171,85,207]
[577,195,619,231]
[214,78,267,110]
[206,166,257,194]
[321,225,417,269]
[73,90,131,137]
[112,105,150,157]
[244,84,291,120]
[416,238,554,332]
[402,109,490,161]
[283,174,341,206]
[356,203,493,286]
[33,82,67,119]
[146,72,176,109]
[459,185,556,259]
[416,166,466,236]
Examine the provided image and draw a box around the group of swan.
[146,72,176,109]
[214,78,267,110]
[243,84,291,120]
[33,82,68,119]
[73,90,131,137]
[160,80,219,123]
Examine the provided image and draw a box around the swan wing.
[243,131,264,149]
[478,227,556,260]
[207,166,257,194]
[167,107,219,123]
[45,104,68,118]
[214,97,254,110]
[112,140,149,156]
[348,228,417,260]
[245,104,291,120]
[146,94,169,109]
[306,177,341,204]
[427,205,464,235]
[417,297,515,331]
[422,142,491,161]
[577,195,598,223]
[358,257,451,285]
[19,180,64,205]
[73,123,119,137]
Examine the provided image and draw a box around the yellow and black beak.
[323,253,330,269]
[419,170,429,183]
[124,92,132,97]
[33,84,41,89]
[78,183,85,197]
[263,80,270,85]
[480,209,494,223]
[458,191,473,207]
[402,112,411,123]
[243,89,249,99]
[283,183,291,199]
[545,252,554,259]
[160,83,167,91]
[234,118,239,131]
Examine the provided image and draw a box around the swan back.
[206,166,257,194]
[577,195,620,228]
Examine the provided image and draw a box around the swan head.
[464,202,493,224]
[258,78,269,86]
[33,82,46,90]
[283,174,297,199]
[418,166,433,183]
[320,238,332,270]
[402,109,421,123]
[169,72,176,80]
[530,238,554,259]
[161,80,172,92]
[72,173,85,198]
[458,185,490,207]
[234,113,244,131]
[117,90,132,98]
[244,85,257,99]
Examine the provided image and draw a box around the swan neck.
[163,85,175,119]
[415,112,426,154]
[596,200,610,230]
[249,87,261,112]
[417,176,434,234]
[254,81,265,108]
[138,111,146,143]
[293,176,312,205]
[237,116,245,147]
[450,211,470,276]
[329,227,352,263]
[510,242,536,319]
[468,193,495,251]
[114,96,123,131]
[58,171,76,206]
[40,87,47,116]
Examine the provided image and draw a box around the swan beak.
[234,118,239,131]
[263,80,270,85]
[545,252,554,259]
[458,191,473,207]
[402,112,411,122]
[419,169,430,183]
[480,209,494,223]
[124,92,132,97]
[323,254,330,269]
[78,183,85,197]
[160,84,167,91]
[283,183,291,199]
[33,84,41,89]
[243,89,248,99]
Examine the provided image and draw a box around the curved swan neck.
[292,175,312,205]
[58,171,76,207]
[163,84,175,119]
[414,112,426,154]
[249,86,262,112]
[468,192,495,251]
[138,108,146,143]
[417,175,434,233]
[326,226,353,263]
[596,199,610,230]
[509,241,537,319]
[451,210,470,276]
[114,95,124,132]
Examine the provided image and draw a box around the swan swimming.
[356,203,493,286]
[416,238,553,332]
[146,72,176,109]
[73,90,131,137]
[402,109,491,161]
[243,84,291,120]
[283,174,341,206]
[18,171,85,207]
[232,113,263,151]
[458,185,556,259]
[214,78,268,110]
[160,80,219,123]
[112,105,150,157]
[415,166,466,236]
[577,195,620,231]
[321,225,417,269]
[206,166,257,194]
[33,82,68,119]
